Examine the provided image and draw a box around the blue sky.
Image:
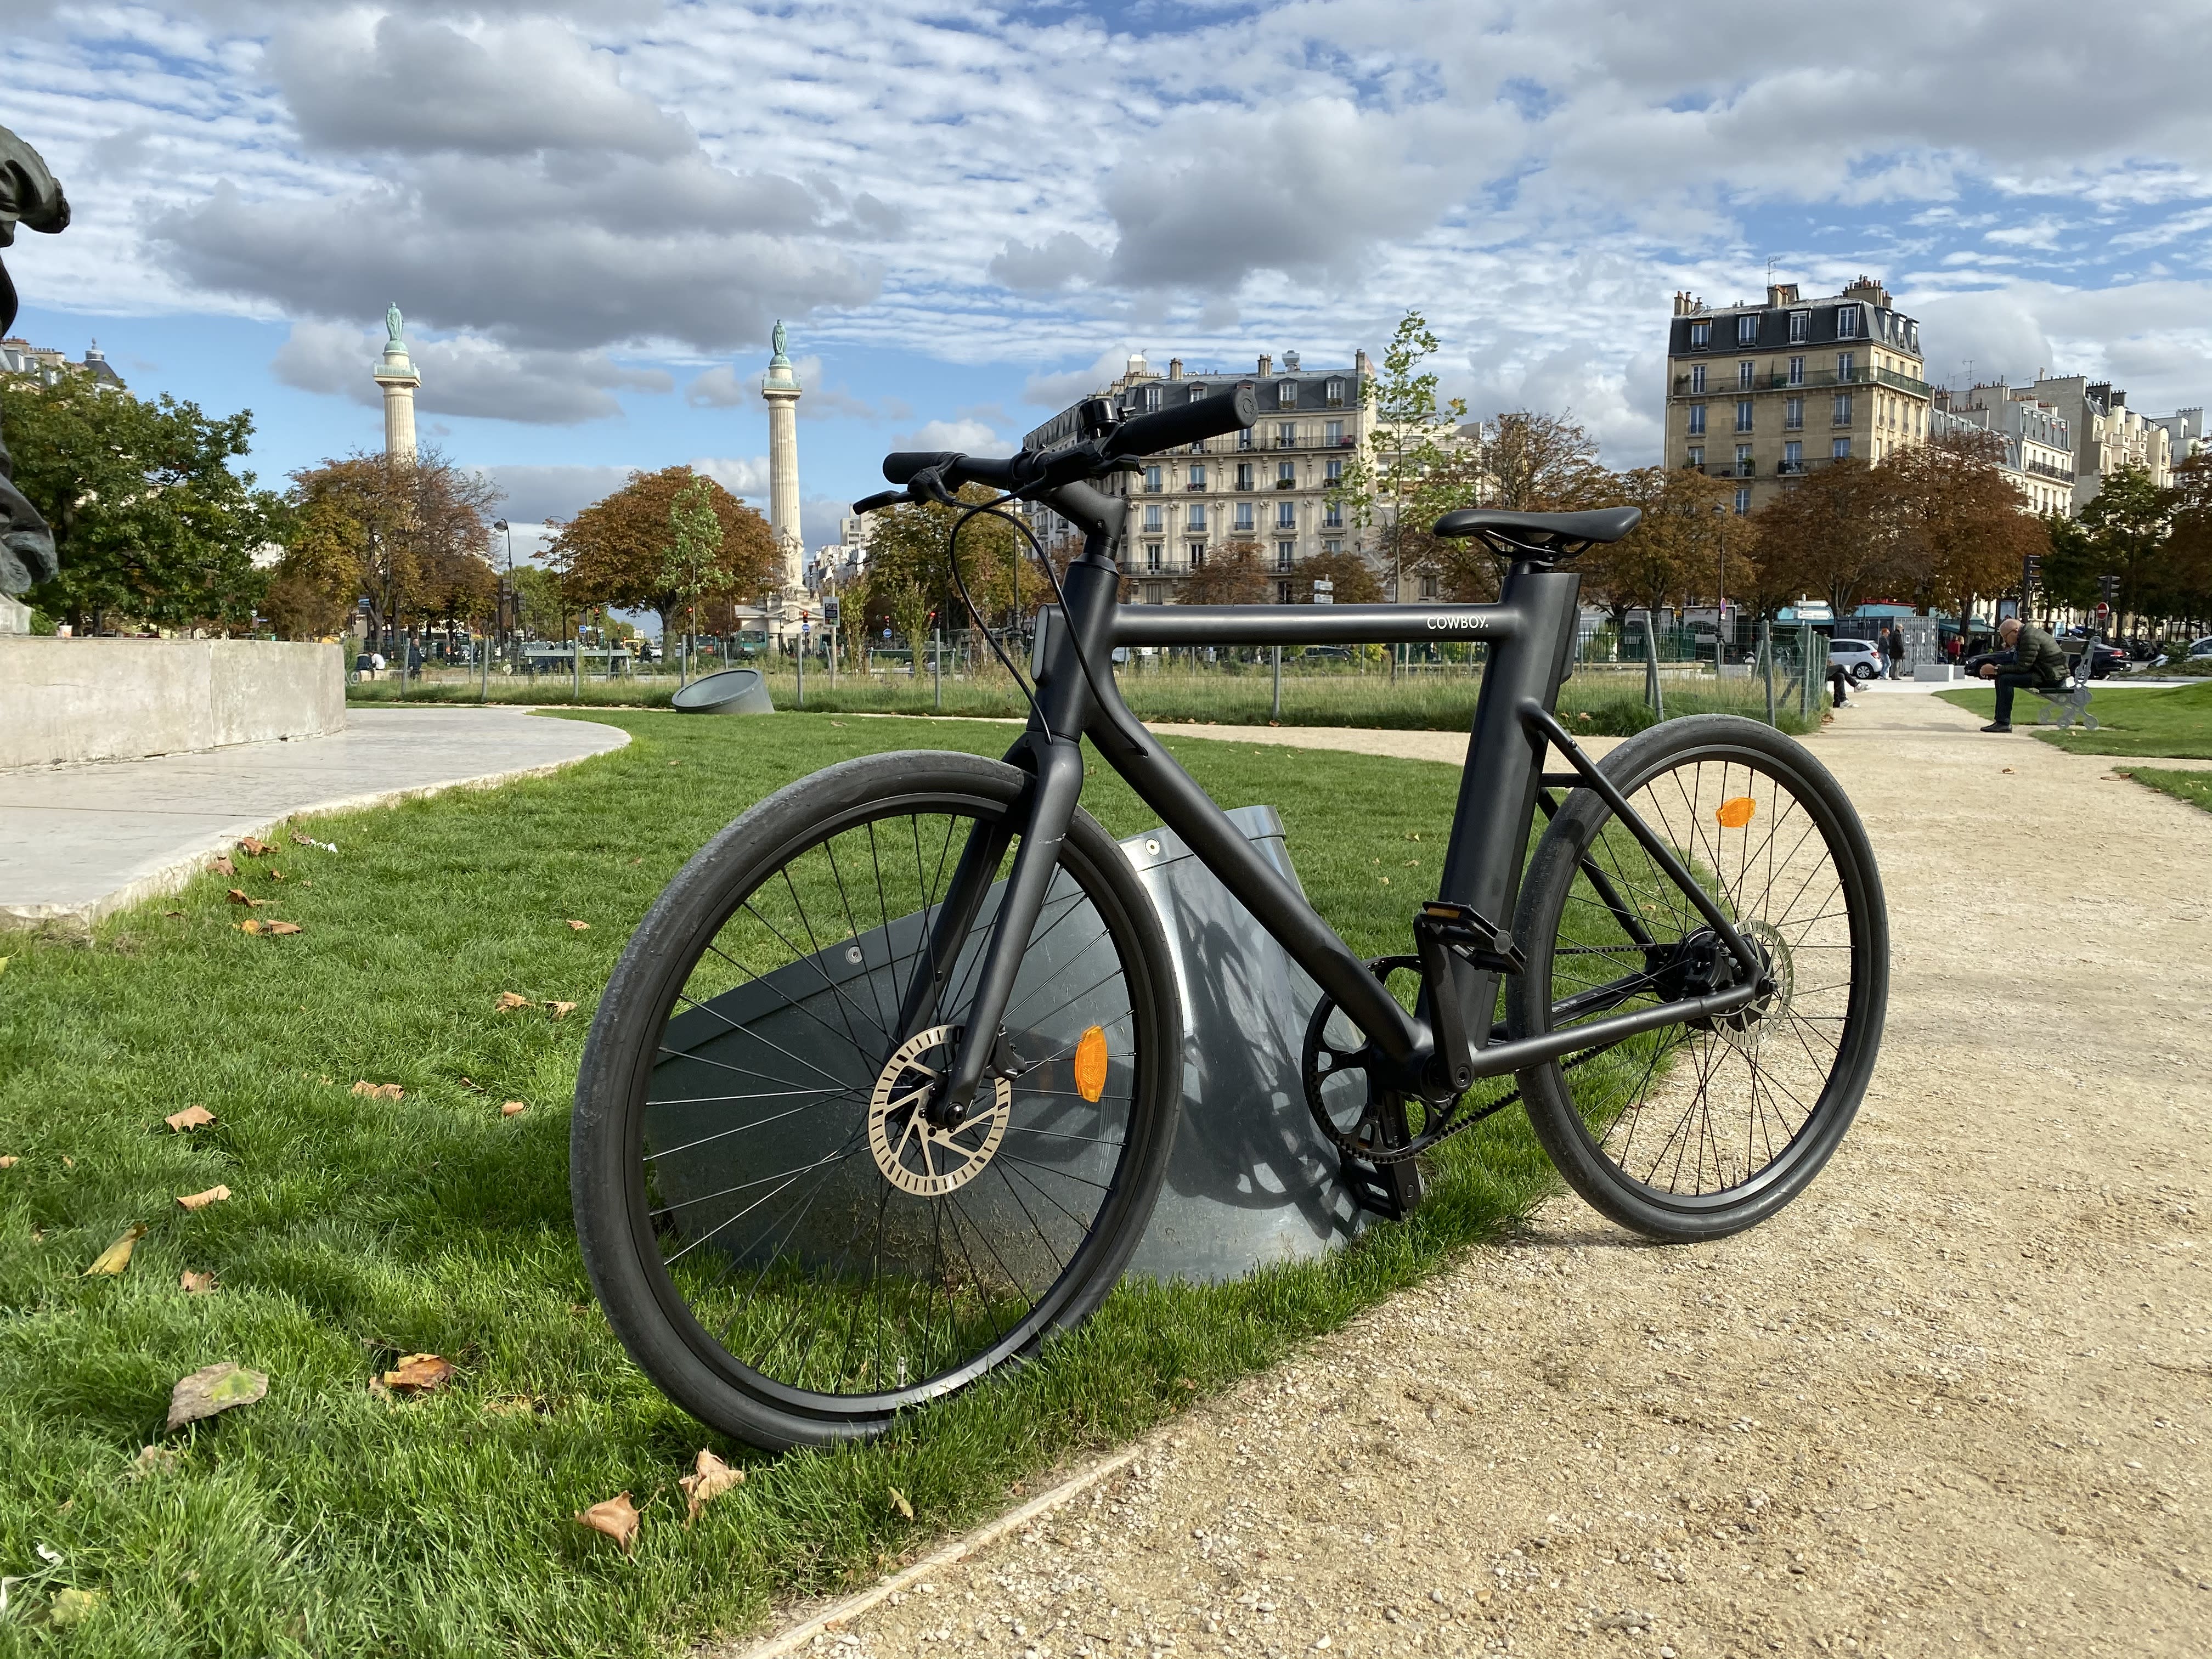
[4,0,2209,563]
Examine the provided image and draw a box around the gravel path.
[760,696,2212,1659]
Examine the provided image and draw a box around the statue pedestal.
[0,637,344,768]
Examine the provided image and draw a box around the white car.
[1827,637,1884,682]
[2188,636,2212,660]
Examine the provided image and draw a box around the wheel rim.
[630,795,1148,1413]
[1543,751,1870,1206]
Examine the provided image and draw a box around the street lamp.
[492,519,515,662]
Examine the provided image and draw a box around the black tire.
[1508,716,1887,1241]
[1851,663,1876,684]
[572,751,1182,1450]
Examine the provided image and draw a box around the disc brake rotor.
[866,1024,1012,1197]
[1718,919,1794,1054]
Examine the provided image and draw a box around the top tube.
[1111,601,1521,648]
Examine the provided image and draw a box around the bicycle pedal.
[1340,1149,1424,1219]
[1413,900,1526,975]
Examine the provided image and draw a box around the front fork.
[890,736,1087,1122]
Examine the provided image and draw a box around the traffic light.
[2023,554,2041,585]
[2096,573,2119,605]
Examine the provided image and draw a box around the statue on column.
[0,125,70,597]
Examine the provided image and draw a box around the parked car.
[1827,637,1884,682]
[2056,630,2130,678]
[2187,636,2212,660]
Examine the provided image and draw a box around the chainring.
[1301,956,1475,1167]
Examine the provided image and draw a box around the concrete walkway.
[0,707,628,933]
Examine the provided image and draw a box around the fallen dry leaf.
[238,919,263,935]
[291,833,338,853]
[574,1492,641,1551]
[179,1270,217,1294]
[546,1001,577,1020]
[236,836,273,857]
[129,1444,180,1479]
[888,1486,913,1520]
[208,855,236,878]
[61,1155,72,1168]
[264,921,303,936]
[165,1361,268,1431]
[350,1081,403,1100]
[176,1185,232,1212]
[382,1353,454,1393]
[163,910,185,918]
[565,919,591,931]
[48,1587,103,1627]
[680,1449,743,1526]
[500,1101,528,1117]
[268,868,286,882]
[0,1155,17,1170]
[495,991,533,1012]
[84,1223,148,1277]
[225,889,267,908]
[166,1104,216,1133]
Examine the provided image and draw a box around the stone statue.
[0,124,70,598]
[387,301,404,345]
[771,318,788,360]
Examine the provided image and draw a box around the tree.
[1471,410,1612,511]
[5,371,285,633]
[1750,460,1899,618]
[1328,308,1467,603]
[285,449,500,646]
[1287,545,1384,605]
[860,484,1042,633]
[1181,540,1272,605]
[1883,428,2048,623]
[662,475,729,659]
[262,493,363,640]
[550,466,777,642]
[2074,464,2169,629]
[1581,465,1733,619]
[2156,452,2212,627]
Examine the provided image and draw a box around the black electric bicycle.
[572,383,1888,1451]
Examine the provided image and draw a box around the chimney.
[1257,353,1272,376]
[1167,357,1182,380]
[1354,348,1371,376]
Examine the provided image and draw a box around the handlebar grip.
[882,452,955,484]
[1103,380,1259,459]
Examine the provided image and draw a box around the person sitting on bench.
[1976,616,2067,732]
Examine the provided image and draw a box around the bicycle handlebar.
[1102,380,1259,459]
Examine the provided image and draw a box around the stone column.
[373,301,421,463]
[760,320,804,597]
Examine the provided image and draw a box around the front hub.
[866,1024,1012,1197]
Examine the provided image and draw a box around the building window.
[1689,320,1711,349]
[1324,457,1343,486]
[1689,364,1706,394]
[1735,444,1752,475]
[1833,393,1852,425]
[1276,501,1296,529]
[1234,502,1254,532]
[1142,384,1162,411]
[1420,574,1440,600]
[1787,355,1804,386]
[1277,380,1297,408]
[1188,464,1206,489]
[1322,539,1342,555]
[1783,439,1803,472]
[1188,541,1206,566]
[1143,465,1163,493]
[1276,541,1295,570]
[1785,397,1804,429]
[1145,582,1164,605]
[1735,398,1753,432]
[1276,422,1297,449]
[1738,360,1755,390]
[1687,403,1706,436]
[1832,437,1852,460]
[1324,418,1345,445]
[1186,504,1206,532]
[1237,427,1253,451]
[1836,307,1860,339]
[1733,487,1751,514]
[1686,445,1704,467]
[1277,460,1296,487]
[1143,505,1163,532]
[1837,352,1855,380]
[1788,311,1809,343]
[1235,462,1254,490]
[1187,384,1207,403]
[1323,500,1343,528]
[1277,580,1294,603]
[1144,543,1163,570]
[1324,379,1345,406]
[1736,314,1758,345]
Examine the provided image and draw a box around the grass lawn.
[2119,766,2212,814]
[352,666,1821,738]
[1937,679,2212,757]
[0,712,1573,1658]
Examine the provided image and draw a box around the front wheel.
[572,751,1183,1449]
[1508,716,1887,1241]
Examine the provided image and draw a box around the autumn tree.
[1406,411,1617,603]
[1581,466,1734,620]
[2070,464,2170,628]
[1181,540,1272,605]
[1750,460,1899,618]
[860,484,1045,633]
[5,371,285,634]
[2156,453,2212,625]
[1883,428,2048,623]
[285,448,500,644]
[550,466,777,642]
[1288,545,1385,605]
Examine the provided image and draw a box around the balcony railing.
[1673,365,1932,398]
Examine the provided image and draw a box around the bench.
[2029,674,2098,731]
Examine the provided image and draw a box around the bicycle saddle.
[1430,506,1641,551]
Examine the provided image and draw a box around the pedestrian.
[1884,622,1905,678]
[1976,616,2067,732]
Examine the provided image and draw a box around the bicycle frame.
[907,482,1763,1117]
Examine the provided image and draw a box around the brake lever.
[851,489,906,514]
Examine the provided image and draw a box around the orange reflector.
[1073,1025,1109,1103]
[1716,796,1757,829]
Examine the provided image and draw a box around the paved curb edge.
[713,1444,1148,1659]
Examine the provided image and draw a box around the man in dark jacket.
[1977,616,2067,731]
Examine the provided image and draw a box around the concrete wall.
[0,638,345,768]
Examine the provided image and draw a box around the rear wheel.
[1508,716,1887,1241]
[572,751,1182,1449]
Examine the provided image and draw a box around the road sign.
[1311,578,1334,606]
[2095,602,2111,618]
[824,596,841,626]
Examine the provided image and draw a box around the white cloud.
[989,232,1104,292]
[483,455,769,524]
[891,418,1005,454]
[272,321,669,424]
